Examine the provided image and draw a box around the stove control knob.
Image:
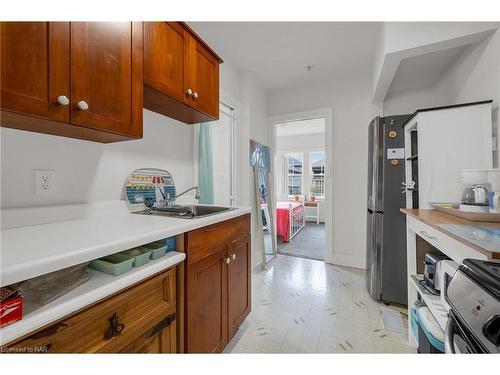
[483,315,500,347]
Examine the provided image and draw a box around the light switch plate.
[34,170,55,195]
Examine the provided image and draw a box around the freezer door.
[366,210,382,300]
[367,117,384,211]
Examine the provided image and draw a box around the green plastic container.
[142,241,167,260]
[120,247,152,267]
[89,253,134,276]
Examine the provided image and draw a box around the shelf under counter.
[409,275,448,331]
[0,252,185,346]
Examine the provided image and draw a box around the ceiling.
[387,44,471,95]
[276,118,325,137]
[189,22,382,93]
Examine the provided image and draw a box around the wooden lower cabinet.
[184,214,251,353]
[7,268,178,353]
[227,235,251,340]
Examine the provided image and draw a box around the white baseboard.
[327,253,367,270]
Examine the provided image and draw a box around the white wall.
[0,58,269,269]
[1,109,195,208]
[269,74,373,269]
[239,72,269,269]
[383,28,500,166]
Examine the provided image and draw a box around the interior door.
[0,22,70,122]
[187,246,228,353]
[187,37,219,118]
[70,22,142,137]
[144,22,189,104]
[227,235,251,339]
[212,102,236,206]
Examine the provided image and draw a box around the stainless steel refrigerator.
[366,114,411,305]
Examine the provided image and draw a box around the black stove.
[445,259,500,354]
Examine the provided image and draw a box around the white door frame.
[193,88,241,206]
[268,107,333,263]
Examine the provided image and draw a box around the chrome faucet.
[167,186,200,207]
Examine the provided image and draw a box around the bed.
[276,201,305,242]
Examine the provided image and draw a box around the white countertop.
[1,206,251,287]
[0,251,185,345]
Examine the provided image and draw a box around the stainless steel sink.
[132,204,236,219]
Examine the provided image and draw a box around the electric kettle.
[460,184,490,212]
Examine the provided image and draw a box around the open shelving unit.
[409,275,448,331]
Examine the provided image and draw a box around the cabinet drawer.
[185,214,250,264]
[9,268,176,353]
[407,216,488,262]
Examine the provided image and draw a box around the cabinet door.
[187,246,228,353]
[227,235,251,339]
[120,313,177,353]
[144,22,189,104]
[0,22,70,122]
[70,22,143,137]
[186,36,219,119]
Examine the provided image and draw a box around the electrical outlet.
[34,170,55,195]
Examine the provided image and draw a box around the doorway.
[273,116,327,261]
[269,108,333,263]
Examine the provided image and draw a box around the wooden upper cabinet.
[186,36,220,119]
[144,22,189,104]
[0,22,70,122]
[70,22,143,138]
[143,22,222,125]
[0,22,143,143]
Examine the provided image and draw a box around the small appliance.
[438,260,458,312]
[422,253,451,294]
[444,259,500,353]
[460,184,490,212]
[459,169,492,213]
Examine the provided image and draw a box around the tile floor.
[224,255,416,353]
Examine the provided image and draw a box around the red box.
[0,288,23,328]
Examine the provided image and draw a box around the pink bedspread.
[276,202,302,242]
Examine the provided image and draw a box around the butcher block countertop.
[401,209,500,258]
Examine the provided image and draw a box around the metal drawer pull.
[231,253,236,260]
[149,313,176,338]
[104,313,125,340]
[225,257,231,264]
[419,230,437,241]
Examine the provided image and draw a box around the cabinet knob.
[231,253,236,261]
[192,92,199,100]
[76,100,89,111]
[185,88,193,97]
[57,95,70,106]
[225,257,231,264]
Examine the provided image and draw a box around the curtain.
[197,123,214,204]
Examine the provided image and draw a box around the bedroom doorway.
[273,117,327,261]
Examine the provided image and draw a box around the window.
[287,152,303,196]
[310,151,325,197]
